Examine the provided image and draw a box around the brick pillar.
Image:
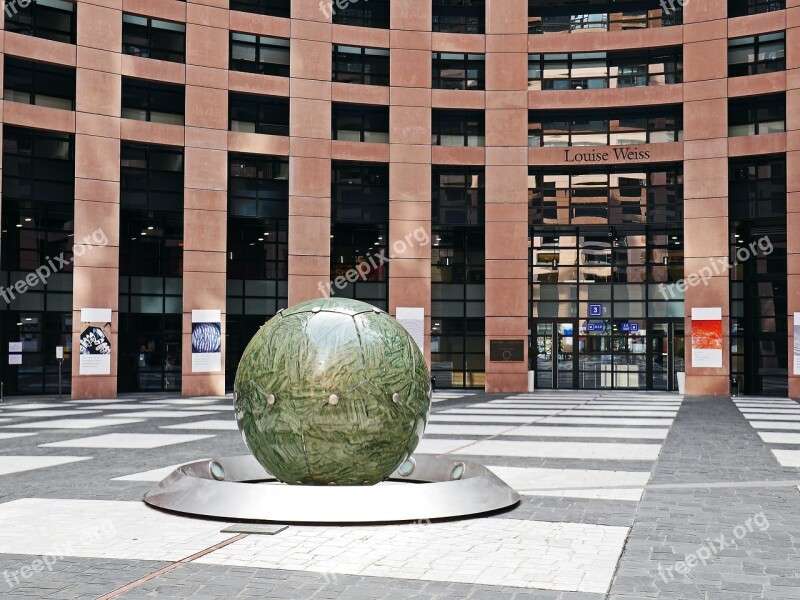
[787,0,800,399]
[287,1,332,304]
[389,1,433,364]
[181,1,230,396]
[484,0,529,392]
[71,1,122,398]
[682,0,730,396]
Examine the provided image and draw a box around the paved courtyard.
[0,391,799,599]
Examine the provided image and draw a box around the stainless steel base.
[143,454,519,524]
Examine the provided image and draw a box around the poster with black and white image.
[79,308,112,375]
[191,310,222,373]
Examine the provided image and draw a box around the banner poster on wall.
[691,307,723,369]
[396,307,425,352]
[191,310,222,373]
[794,312,800,376]
[79,308,112,375]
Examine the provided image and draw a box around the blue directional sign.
[620,322,640,333]
[588,304,603,317]
[586,322,605,332]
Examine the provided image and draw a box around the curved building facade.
[0,0,797,399]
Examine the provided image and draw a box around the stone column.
[682,0,730,396]
[181,1,230,396]
[484,0,529,392]
[71,1,122,398]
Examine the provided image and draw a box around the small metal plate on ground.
[221,524,288,535]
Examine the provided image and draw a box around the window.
[528,0,682,34]
[1,126,75,395]
[728,32,785,77]
[229,154,289,219]
[728,0,785,17]
[122,78,185,125]
[432,0,485,34]
[331,161,390,310]
[528,167,683,227]
[433,53,485,90]
[529,48,682,90]
[331,0,390,28]
[729,155,786,220]
[119,142,184,393]
[226,152,289,389]
[4,0,76,44]
[333,103,389,143]
[229,92,289,136]
[332,45,390,86]
[431,167,485,388]
[230,0,290,18]
[332,162,389,223]
[120,142,184,213]
[729,94,785,137]
[3,56,76,110]
[230,33,290,76]
[122,14,186,63]
[432,109,485,147]
[528,107,682,147]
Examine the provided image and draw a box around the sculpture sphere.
[234,298,431,485]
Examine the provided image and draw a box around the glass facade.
[118,143,184,393]
[0,126,74,395]
[431,167,485,388]
[729,156,788,396]
[529,165,684,390]
[330,162,390,310]
[226,154,289,389]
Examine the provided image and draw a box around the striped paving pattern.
[732,396,800,468]
[420,391,682,503]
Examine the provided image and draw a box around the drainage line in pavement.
[95,533,248,600]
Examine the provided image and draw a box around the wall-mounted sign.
[8,342,22,353]
[56,346,64,360]
[589,304,603,317]
[490,340,525,362]
[563,147,651,163]
[794,312,800,376]
[191,310,222,373]
[8,354,22,365]
[586,322,605,332]
[691,307,722,368]
[396,307,425,352]
[620,322,640,333]
[79,308,112,375]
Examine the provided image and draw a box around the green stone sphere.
[233,298,431,486]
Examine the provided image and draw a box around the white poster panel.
[691,307,723,369]
[8,354,22,365]
[794,313,800,376]
[191,309,222,373]
[396,307,425,352]
[8,342,22,353]
[79,308,112,375]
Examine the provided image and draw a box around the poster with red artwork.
[691,307,722,368]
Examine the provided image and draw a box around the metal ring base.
[143,454,519,524]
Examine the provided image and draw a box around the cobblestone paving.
[608,396,800,599]
[1,392,799,599]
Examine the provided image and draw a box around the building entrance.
[531,319,683,391]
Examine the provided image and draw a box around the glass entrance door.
[533,321,577,389]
